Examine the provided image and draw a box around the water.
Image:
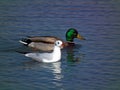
[0,0,120,90]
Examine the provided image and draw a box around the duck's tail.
[16,50,28,54]
[19,38,32,46]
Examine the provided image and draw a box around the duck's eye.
[74,32,78,37]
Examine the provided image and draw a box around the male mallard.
[19,28,85,51]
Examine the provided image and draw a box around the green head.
[66,28,85,42]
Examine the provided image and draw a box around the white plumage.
[25,40,63,63]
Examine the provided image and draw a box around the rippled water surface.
[0,0,120,90]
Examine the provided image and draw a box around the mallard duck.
[25,40,63,63]
[19,28,85,51]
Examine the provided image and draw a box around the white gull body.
[25,40,63,63]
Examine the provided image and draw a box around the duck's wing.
[27,36,61,43]
[19,36,62,46]
[19,36,65,51]
[28,42,54,51]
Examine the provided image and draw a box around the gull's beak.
[77,34,86,40]
[60,42,68,49]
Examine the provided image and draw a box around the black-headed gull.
[25,40,63,63]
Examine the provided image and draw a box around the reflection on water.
[66,45,82,63]
[23,60,63,80]
[50,62,64,89]
[52,62,63,80]
[66,45,75,62]
[22,60,64,89]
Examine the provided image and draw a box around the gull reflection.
[22,60,63,80]
[51,62,64,89]
[22,60,63,89]
[51,62,63,80]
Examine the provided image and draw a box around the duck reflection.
[66,44,81,63]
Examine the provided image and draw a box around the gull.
[25,40,63,63]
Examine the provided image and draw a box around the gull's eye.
[57,41,60,45]
[55,40,62,46]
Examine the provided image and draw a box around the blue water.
[0,0,120,90]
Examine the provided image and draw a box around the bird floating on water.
[24,40,63,63]
[19,28,85,51]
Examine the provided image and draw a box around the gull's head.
[55,40,63,47]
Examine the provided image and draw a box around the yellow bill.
[77,34,86,40]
